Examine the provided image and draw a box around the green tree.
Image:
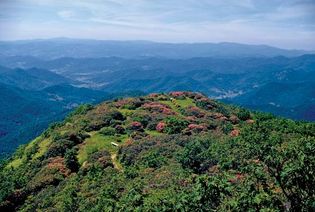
[65,149,79,172]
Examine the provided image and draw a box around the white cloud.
[57,10,76,19]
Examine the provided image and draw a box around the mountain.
[230,81,315,121]
[0,38,312,59]
[0,83,60,155]
[0,54,314,121]
[0,66,72,90]
[0,82,110,157]
[0,92,314,211]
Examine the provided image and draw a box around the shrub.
[141,151,166,169]
[215,105,230,118]
[64,149,79,172]
[222,123,233,134]
[156,122,166,132]
[69,104,93,116]
[237,109,251,121]
[45,139,76,158]
[87,150,113,169]
[99,127,116,136]
[178,138,217,174]
[131,113,152,128]
[127,122,144,132]
[109,111,125,121]
[115,125,126,134]
[164,117,188,134]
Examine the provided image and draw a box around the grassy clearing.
[160,98,195,110]
[159,100,178,112]
[159,98,196,117]
[6,136,47,169]
[77,133,128,164]
[176,98,195,108]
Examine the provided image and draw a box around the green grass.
[33,138,51,159]
[6,158,23,169]
[159,98,196,116]
[77,133,128,164]
[24,136,40,152]
[159,100,179,112]
[6,136,46,169]
[176,98,195,108]
[118,108,134,116]
[146,130,163,136]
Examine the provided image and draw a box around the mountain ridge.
[1,38,313,59]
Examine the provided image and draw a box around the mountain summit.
[0,92,314,211]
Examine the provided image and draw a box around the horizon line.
[0,37,313,52]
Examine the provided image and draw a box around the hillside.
[0,92,314,211]
[0,82,110,156]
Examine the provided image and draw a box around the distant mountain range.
[0,38,313,59]
[0,66,72,90]
[0,39,314,156]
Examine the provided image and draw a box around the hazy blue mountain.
[0,38,312,59]
[0,83,60,156]
[0,54,314,121]
[230,81,315,121]
[0,66,72,90]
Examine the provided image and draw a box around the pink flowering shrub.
[142,102,176,115]
[127,121,144,132]
[230,129,240,137]
[156,122,166,132]
[169,91,185,98]
[188,124,207,132]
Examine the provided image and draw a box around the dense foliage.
[0,92,314,211]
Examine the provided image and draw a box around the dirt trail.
[111,153,123,172]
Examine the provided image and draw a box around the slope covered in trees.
[0,92,314,211]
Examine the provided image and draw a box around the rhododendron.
[169,91,185,97]
[230,129,240,137]
[156,122,166,132]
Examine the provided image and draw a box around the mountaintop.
[0,92,314,211]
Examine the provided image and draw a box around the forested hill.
[0,92,314,211]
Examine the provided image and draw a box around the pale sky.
[0,0,315,50]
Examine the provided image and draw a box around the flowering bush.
[230,129,240,137]
[142,102,176,115]
[188,124,207,132]
[156,122,166,132]
[127,121,144,132]
[169,91,185,98]
[164,117,188,134]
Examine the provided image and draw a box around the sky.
[0,0,315,50]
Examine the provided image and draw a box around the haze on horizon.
[0,0,315,50]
